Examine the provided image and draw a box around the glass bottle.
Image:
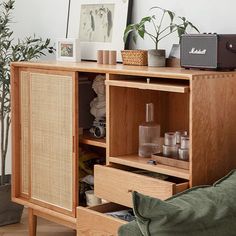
[138,103,161,158]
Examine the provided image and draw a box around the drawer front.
[94,165,189,207]
[77,203,126,236]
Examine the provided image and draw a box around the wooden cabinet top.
[11,61,236,81]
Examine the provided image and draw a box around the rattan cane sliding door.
[19,69,78,217]
[20,71,30,196]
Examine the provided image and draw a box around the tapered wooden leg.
[28,208,37,236]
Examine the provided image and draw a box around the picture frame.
[68,0,133,61]
[56,38,81,62]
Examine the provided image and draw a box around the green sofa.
[118,170,236,236]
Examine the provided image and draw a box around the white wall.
[11,0,236,55]
[131,0,236,54]
[1,0,236,173]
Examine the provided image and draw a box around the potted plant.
[123,6,199,67]
[0,0,54,226]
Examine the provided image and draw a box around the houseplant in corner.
[0,0,54,226]
[124,6,199,67]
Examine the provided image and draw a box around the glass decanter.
[138,103,161,158]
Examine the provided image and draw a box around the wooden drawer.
[77,203,127,236]
[94,165,189,207]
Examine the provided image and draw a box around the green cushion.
[118,220,143,236]
[132,170,236,236]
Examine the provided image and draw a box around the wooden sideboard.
[10,61,236,236]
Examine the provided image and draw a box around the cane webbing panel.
[30,73,73,211]
[20,71,30,195]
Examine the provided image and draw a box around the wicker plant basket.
[121,50,148,66]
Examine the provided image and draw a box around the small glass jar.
[181,135,190,149]
[178,148,189,161]
[176,131,188,144]
[164,132,176,146]
[163,144,178,158]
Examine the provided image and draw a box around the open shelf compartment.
[107,77,190,180]
[80,130,106,148]
[78,72,107,149]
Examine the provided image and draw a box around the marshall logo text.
[189,48,207,55]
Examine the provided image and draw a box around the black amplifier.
[181,34,236,70]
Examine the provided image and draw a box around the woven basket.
[121,50,148,66]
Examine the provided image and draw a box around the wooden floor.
[0,209,75,236]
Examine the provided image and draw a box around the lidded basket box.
[121,50,148,66]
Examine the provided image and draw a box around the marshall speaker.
[181,34,236,70]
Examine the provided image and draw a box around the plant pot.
[0,175,24,226]
[148,49,166,67]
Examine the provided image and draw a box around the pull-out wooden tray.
[77,203,127,236]
[94,165,189,208]
[152,154,190,170]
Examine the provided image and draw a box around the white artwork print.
[68,0,131,60]
[79,4,115,43]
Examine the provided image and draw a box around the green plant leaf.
[140,16,152,24]
[123,17,151,43]
[177,26,186,38]
[169,23,177,33]
[123,24,136,43]
[138,29,145,39]
[150,6,163,11]
[138,16,152,29]
[166,10,175,23]
[188,21,200,33]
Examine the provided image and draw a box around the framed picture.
[56,38,81,62]
[68,0,133,61]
